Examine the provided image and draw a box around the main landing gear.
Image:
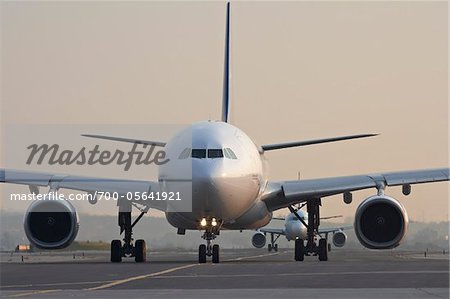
[111,203,148,263]
[267,233,280,252]
[198,218,221,264]
[294,237,328,262]
[291,198,328,262]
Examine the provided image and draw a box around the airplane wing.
[263,168,449,211]
[0,169,166,211]
[260,226,351,235]
[319,226,353,234]
[261,134,377,151]
[258,228,285,236]
[81,134,166,147]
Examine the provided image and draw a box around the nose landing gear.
[198,218,221,264]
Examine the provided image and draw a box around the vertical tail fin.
[221,2,231,123]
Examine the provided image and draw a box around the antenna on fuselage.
[221,2,231,123]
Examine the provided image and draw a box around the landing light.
[211,218,217,227]
[200,218,207,227]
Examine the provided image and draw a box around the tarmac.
[0,248,448,298]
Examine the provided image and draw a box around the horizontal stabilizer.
[81,134,166,147]
[261,134,378,151]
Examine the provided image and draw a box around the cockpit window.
[178,148,191,159]
[187,148,236,159]
[191,149,206,159]
[223,149,231,159]
[208,149,223,158]
[224,148,237,159]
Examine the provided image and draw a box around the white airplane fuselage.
[159,121,273,230]
[283,211,308,240]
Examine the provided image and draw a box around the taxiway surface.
[1,248,448,298]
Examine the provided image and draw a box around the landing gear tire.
[134,239,146,263]
[199,244,207,263]
[294,239,304,261]
[114,207,148,263]
[318,238,328,261]
[212,244,220,264]
[328,243,332,252]
[111,239,122,263]
[274,244,278,252]
[268,244,272,252]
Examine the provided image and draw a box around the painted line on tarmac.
[86,252,280,290]
[6,289,61,298]
[1,280,116,289]
[86,263,198,291]
[404,255,450,260]
[1,251,280,293]
[225,251,280,261]
[147,270,449,280]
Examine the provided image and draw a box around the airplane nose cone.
[189,158,259,223]
[191,160,226,216]
[192,159,225,184]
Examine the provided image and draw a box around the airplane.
[0,2,449,264]
[252,209,351,261]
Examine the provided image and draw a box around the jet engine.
[354,195,408,249]
[251,232,266,248]
[24,194,79,249]
[332,230,347,247]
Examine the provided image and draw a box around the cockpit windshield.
[208,149,223,158]
[191,149,207,159]
[179,148,238,159]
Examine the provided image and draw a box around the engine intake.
[332,231,347,247]
[24,194,79,249]
[251,232,266,248]
[354,195,408,249]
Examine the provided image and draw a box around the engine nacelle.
[251,232,266,248]
[24,194,79,249]
[332,230,347,247]
[354,195,408,249]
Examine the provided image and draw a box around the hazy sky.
[1,1,448,221]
